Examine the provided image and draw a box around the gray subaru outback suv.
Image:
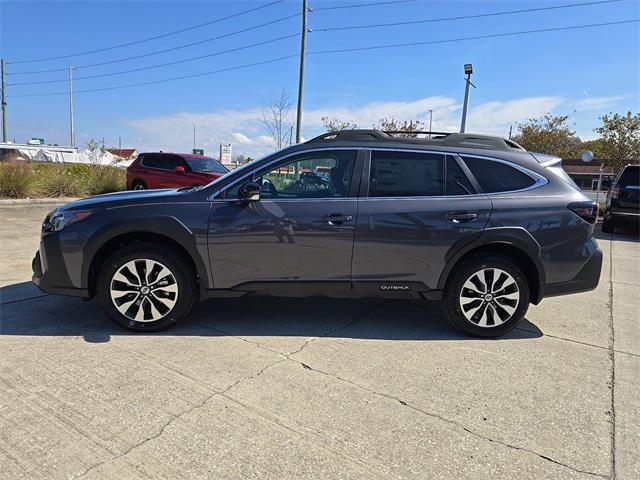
[32,130,602,337]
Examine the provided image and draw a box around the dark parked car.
[33,130,602,337]
[126,152,228,190]
[602,164,640,233]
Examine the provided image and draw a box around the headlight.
[44,210,95,232]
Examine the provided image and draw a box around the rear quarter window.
[461,156,536,193]
[619,166,640,187]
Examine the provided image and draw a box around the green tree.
[580,138,606,160]
[593,111,640,174]
[512,113,582,158]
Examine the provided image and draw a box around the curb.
[0,198,80,206]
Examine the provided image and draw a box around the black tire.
[443,255,530,338]
[601,216,615,234]
[97,243,196,332]
[132,181,146,190]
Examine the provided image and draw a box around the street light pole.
[427,109,433,139]
[1,59,7,143]
[295,0,308,144]
[68,66,76,148]
[191,122,196,151]
[460,64,475,133]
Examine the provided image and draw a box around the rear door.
[207,149,362,289]
[617,165,640,211]
[352,149,492,292]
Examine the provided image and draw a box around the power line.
[8,55,300,97]
[8,33,300,86]
[8,13,301,76]
[8,19,638,99]
[309,19,639,54]
[313,0,623,32]
[312,0,416,11]
[7,0,284,65]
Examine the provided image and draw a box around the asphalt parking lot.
[1,203,638,480]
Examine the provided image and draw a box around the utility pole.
[295,0,308,144]
[191,122,196,150]
[460,63,476,133]
[427,109,433,139]
[1,59,7,143]
[68,67,76,148]
[118,136,122,152]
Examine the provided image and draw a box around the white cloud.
[123,94,592,157]
[574,96,625,111]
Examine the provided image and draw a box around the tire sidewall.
[98,245,194,332]
[444,255,530,338]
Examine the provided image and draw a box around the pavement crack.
[72,356,287,479]
[287,300,389,357]
[292,359,608,479]
[607,233,617,480]
[0,293,49,305]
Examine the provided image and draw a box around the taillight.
[610,186,620,199]
[568,202,598,224]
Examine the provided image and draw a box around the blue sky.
[1,0,639,157]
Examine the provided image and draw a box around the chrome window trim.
[208,146,547,202]
[207,146,362,202]
[458,152,548,195]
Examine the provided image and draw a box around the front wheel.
[97,244,196,331]
[443,255,529,337]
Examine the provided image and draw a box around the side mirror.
[239,182,261,202]
[175,165,186,174]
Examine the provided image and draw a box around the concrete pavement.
[0,203,638,479]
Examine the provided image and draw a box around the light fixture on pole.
[460,63,476,133]
[582,150,604,207]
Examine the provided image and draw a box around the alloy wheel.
[110,259,178,322]
[459,267,519,328]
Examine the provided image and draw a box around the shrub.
[0,161,35,198]
[36,164,86,198]
[86,165,126,195]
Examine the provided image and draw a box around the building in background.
[106,148,138,160]
[561,158,615,191]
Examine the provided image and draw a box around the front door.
[352,150,492,291]
[208,149,362,289]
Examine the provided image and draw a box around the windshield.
[184,157,228,173]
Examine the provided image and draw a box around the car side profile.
[126,152,228,190]
[33,130,603,337]
[602,164,640,233]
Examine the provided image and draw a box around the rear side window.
[461,156,536,193]
[446,156,474,195]
[369,151,444,197]
[142,154,182,170]
[619,166,640,187]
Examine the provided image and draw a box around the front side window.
[369,150,444,197]
[184,157,228,174]
[461,156,536,193]
[225,150,357,199]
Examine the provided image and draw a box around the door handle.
[446,211,478,223]
[323,213,353,225]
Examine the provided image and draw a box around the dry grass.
[0,161,126,198]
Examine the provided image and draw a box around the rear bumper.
[541,248,603,299]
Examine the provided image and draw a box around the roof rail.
[305,129,526,152]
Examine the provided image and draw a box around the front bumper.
[542,248,603,298]
[32,230,90,298]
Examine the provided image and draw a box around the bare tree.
[261,89,293,149]
[374,117,423,137]
[321,117,358,132]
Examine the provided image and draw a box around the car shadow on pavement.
[1,281,543,343]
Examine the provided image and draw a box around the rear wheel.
[132,181,146,190]
[444,255,529,337]
[97,243,196,331]
[601,216,615,234]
